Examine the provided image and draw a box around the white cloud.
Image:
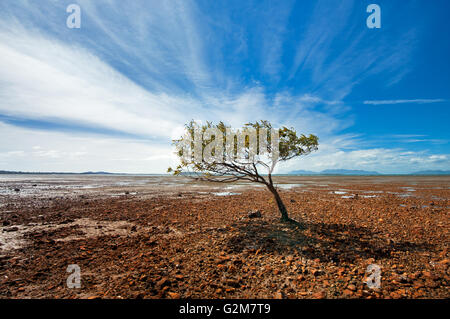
[0,122,176,173]
[0,26,198,139]
[0,24,351,173]
[277,141,450,174]
[0,22,351,142]
[363,99,446,105]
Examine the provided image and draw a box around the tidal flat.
[0,174,449,298]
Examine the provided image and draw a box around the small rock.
[312,291,326,299]
[438,258,450,265]
[225,279,241,288]
[233,259,243,266]
[312,269,323,276]
[422,271,436,280]
[413,281,425,289]
[167,292,180,299]
[216,255,231,264]
[343,289,354,296]
[425,280,438,288]
[389,291,402,299]
[87,295,101,300]
[248,210,262,218]
[398,273,410,283]
[156,277,171,288]
[347,284,356,291]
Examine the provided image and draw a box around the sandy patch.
[0,218,142,252]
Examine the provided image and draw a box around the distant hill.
[0,170,113,175]
[288,169,381,175]
[411,170,450,175]
[320,169,381,175]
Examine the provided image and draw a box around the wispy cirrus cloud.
[365,134,448,147]
[363,99,446,105]
[399,139,447,144]
[0,23,349,139]
[0,1,351,141]
[287,1,419,100]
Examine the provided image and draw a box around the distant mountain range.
[410,170,450,175]
[288,169,450,176]
[288,169,381,175]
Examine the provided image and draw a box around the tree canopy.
[168,120,319,221]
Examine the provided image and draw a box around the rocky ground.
[0,175,449,299]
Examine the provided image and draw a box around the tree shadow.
[225,218,434,264]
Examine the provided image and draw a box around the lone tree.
[168,120,318,223]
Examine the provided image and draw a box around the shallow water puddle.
[276,184,305,190]
[213,192,241,196]
[333,191,347,195]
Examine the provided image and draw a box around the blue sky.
[0,0,449,173]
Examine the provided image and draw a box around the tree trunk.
[267,184,290,221]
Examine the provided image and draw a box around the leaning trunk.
[267,184,289,221]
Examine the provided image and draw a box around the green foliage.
[168,120,319,178]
